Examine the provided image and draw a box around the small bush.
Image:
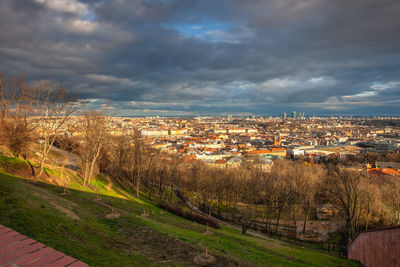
[157,202,220,229]
[52,135,81,154]
[2,119,32,158]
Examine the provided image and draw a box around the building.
[245,148,286,158]
[292,111,297,119]
[273,136,282,146]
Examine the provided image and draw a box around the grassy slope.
[0,160,360,266]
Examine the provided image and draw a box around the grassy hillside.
[0,158,360,266]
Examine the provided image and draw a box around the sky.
[1,0,400,116]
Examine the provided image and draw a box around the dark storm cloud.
[0,0,400,115]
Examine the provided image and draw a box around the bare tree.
[131,129,143,198]
[362,173,378,230]
[114,134,131,172]
[32,82,77,177]
[382,176,400,225]
[284,162,319,240]
[270,160,291,235]
[236,165,262,235]
[262,171,277,233]
[0,73,35,158]
[80,110,110,185]
[59,153,69,195]
[0,71,10,124]
[325,166,366,246]
[301,164,322,234]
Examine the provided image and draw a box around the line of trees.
[98,132,400,254]
[90,126,400,253]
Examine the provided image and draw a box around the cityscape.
[1,0,400,267]
[66,114,399,173]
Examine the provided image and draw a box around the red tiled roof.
[368,168,400,176]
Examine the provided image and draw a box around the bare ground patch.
[29,183,81,221]
[120,223,249,267]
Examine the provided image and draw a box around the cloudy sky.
[1,0,400,116]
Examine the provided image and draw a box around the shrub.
[52,135,81,154]
[157,201,220,229]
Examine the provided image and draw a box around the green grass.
[0,155,27,165]
[0,170,361,266]
[43,166,60,176]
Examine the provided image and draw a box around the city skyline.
[1,0,400,116]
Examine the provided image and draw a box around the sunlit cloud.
[34,0,88,15]
[85,74,138,87]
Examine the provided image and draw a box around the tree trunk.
[36,156,46,178]
[242,225,247,235]
[87,155,98,185]
[83,155,90,185]
[293,208,297,242]
[303,201,310,234]
[136,164,140,198]
[265,206,271,233]
[275,210,281,235]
